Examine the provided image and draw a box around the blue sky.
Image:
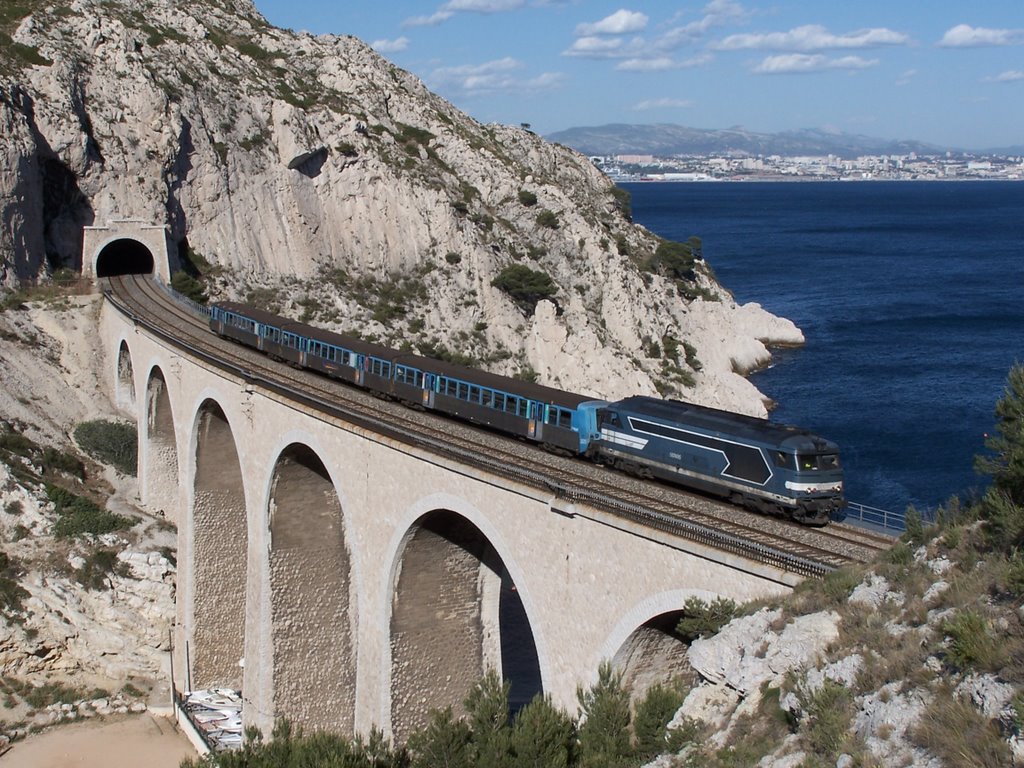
[252,1,1024,150]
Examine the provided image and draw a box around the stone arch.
[95,237,155,277]
[143,365,179,520]
[604,590,720,702]
[268,443,356,734]
[116,340,135,412]
[188,399,248,691]
[389,509,543,741]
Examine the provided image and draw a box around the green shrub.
[74,420,137,476]
[633,683,687,759]
[445,252,462,265]
[73,549,131,590]
[943,610,1002,671]
[976,364,1024,508]
[801,680,853,760]
[535,209,559,229]
[510,693,576,767]
[610,185,632,220]
[2,678,89,709]
[615,234,629,256]
[675,596,737,642]
[517,189,538,206]
[0,550,28,613]
[576,661,632,768]
[643,239,697,282]
[170,270,208,304]
[491,265,557,313]
[42,446,84,479]
[3,500,22,516]
[46,484,136,539]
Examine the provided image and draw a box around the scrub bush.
[491,265,557,313]
[517,189,538,206]
[73,419,137,476]
[535,209,559,229]
[675,596,738,642]
[46,484,135,538]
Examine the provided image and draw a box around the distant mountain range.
[545,123,1023,159]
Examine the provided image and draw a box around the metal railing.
[844,501,936,533]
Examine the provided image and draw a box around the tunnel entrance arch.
[95,238,155,277]
[82,221,174,281]
[389,510,542,741]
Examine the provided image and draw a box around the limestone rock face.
[0,0,803,415]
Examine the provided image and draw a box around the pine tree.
[977,365,1024,550]
[977,364,1024,505]
[576,662,632,768]
[632,683,685,760]
[511,694,577,768]
[407,708,473,768]
[464,671,513,768]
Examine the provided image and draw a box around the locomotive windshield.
[796,453,841,471]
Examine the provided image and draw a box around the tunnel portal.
[95,238,155,277]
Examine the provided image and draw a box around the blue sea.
[625,180,1024,515]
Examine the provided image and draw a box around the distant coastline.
[610,174,1024,183]
[596,150,1023,184]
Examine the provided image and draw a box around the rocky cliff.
[0,0,802,416]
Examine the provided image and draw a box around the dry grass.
[910,694,1011,767]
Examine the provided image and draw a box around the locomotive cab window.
[599,412,621,428]
[797,454,841,471]
[774,452,796,469]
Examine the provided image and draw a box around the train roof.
[213,301,399,361]
[611,396,838,451]
[392,352,594,409]
[213,302,596,409]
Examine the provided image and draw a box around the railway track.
[105,274,896,577]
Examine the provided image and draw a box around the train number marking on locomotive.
[626,417,773,485]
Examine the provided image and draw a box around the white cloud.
[938,24,1024,47]
[633,97,693,110]
[430,57,564,95]
[404,0,525,27]
[404,11,453,27]
[895,68,917,86]
[715,24,908,51]
[444,0,524,11]
[563,35,626,58]
[986,70,1024,82]
[656,0,749,51]
[753,53,879,74]
[371,37,410,54]
[615,54,712,71]
[575,10,649,37]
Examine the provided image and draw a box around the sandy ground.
[0,713,198,768]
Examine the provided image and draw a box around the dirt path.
[0,713,197,768]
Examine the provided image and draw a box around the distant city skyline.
[252,1,1024,150]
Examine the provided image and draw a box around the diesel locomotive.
[210,301,845,525]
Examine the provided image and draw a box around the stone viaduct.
[92,222,799,741]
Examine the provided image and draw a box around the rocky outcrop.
[0,295,175,715]
[0,0,802,415]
